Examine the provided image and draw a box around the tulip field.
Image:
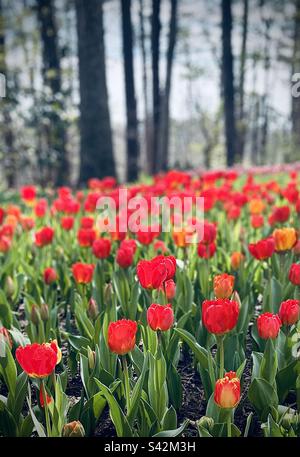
[1,167,300,438]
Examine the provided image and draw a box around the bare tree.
[121,0,139,182]
[221,0,237,166]
[157,0,178,172]
[0,0,16,187]
[237,0,248,161]
[151,0,161,174]
[36,0,69,185]
[75,0,115,184]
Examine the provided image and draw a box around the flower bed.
[0,169,300,438]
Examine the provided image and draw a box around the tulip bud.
[104,282,113,304]
[88,298,98,320]
[164,279,176,300]
[62,421,85,437]
[40,303,49,322]
[232,291,242,309]
[197,416,214,432]
[4,276,14,298]
[31,305,40,326]
[87,346,95,370]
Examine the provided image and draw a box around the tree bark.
[0,0,16,188]
[121,0,139,182]
[237,0,248,162]
[139,0,152,174]
[151,0,161,174]
[36,0,69,186]
[75,0,115,184]
[157,0,178,172]
[221,0,237,167]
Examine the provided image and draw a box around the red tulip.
[35,227,54,247]
[0,236,11,253]
[163,279,176,300]
[202,298,239,335]
[34,199,48,218]
[92,238,111,259]
[257,312,281,339]
[116,247,134,268]
[147,303,174,331]
[72,262,95,284]
[20,185,36,202]
[61,216,74,231]
[251,214,264,229]
[120,239,137,255]
[279,299,300,326]
[137,258,167,289]
[289,263,300,286]
[108,319,137,355]
[248,237,275,260]
[39,388,53,408]
[202,221,217,244]
[16,343,58,378]
[214,371,240,409]
[77,228,96,247]
[213,274,235,299]
[43,267,57,285]
[80,216,94,229]
[197,241,216,258]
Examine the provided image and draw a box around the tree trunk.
[139,0,152,174]
[151,0,161,174]
[121,0,139,182]
[75,0,115,184]
[292,0,300,149]
[221,0,236,167]
[157,0,178,172]
[237,0,248,162]
[0,0,16,188]
[36,0,69,186]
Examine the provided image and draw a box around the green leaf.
[128,352,149,426]
[152,420,188,437]
[93,379,133,437]
[248,378,278,422]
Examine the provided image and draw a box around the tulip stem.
[122,356,131,414]
[227,413,232,438]
[41,380,51,437]
[218,336,225,379]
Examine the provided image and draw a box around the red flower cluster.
[137,255,176,290]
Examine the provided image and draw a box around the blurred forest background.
[0,0,300,186]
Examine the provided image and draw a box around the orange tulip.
[272,227,297,251]
[213,274,235,299]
